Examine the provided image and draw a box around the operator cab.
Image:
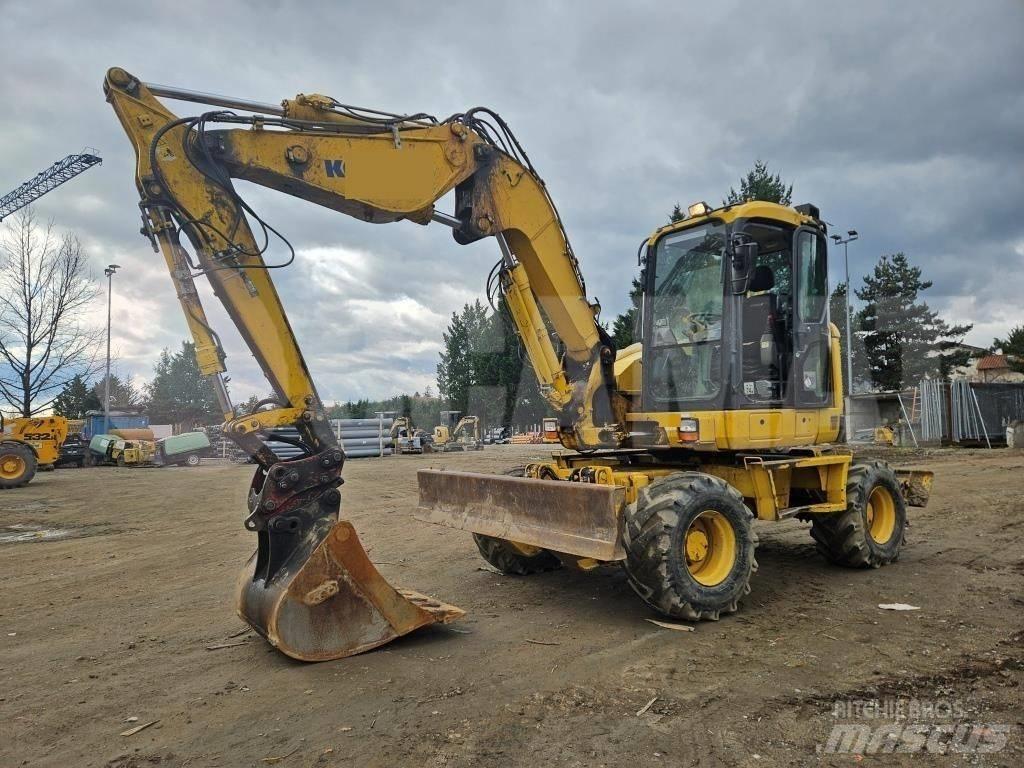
[642,201,831,415]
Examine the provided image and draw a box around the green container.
[159,431,211,458]
[88,434,118,455]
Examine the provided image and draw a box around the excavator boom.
[104,69,465,661]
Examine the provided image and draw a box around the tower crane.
[0,150,102,221]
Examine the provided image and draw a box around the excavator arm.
[103,68,624,661]
[104,69,470,661]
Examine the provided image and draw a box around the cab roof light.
[687,201,711,218]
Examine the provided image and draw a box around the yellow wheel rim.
[0,454,26,480]
[865,486,897,544]
[684,510,737,587]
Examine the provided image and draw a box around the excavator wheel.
[622,472,757,621]
[472,467,563,575]
[811,460,906,568]
[0,443,37,489]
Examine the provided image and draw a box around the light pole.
[103,264,121,435]
[830,231,858,442]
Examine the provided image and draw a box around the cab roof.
[646,200,823,246]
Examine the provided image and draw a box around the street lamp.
[830,231,858,442]
[103,264,121,435]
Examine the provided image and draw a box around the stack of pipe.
[261,419,394,461]
[332,418,393,458]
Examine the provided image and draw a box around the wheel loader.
[0,415,69,488]
[103,69,933,662]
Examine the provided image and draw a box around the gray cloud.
[1,0,1021,403]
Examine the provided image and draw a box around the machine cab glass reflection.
[644,212,832,414]
[647,223,725,406]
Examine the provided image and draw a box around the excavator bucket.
[238,454,463,662]
[238,520,463,661]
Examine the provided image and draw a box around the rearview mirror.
[729,239,758,294]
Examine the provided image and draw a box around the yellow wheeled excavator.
[104,69,932,661]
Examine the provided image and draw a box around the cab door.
[791,228,832,409]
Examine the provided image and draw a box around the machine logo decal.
[324,159,346,178]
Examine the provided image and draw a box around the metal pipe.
[971,386,992,449]
[897,392,919,447]
[496,232,517,270]
[103,265,119,435]
[143,82,285,116]
[430,210,462,229]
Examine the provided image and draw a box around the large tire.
[622,472,758,621]
[811,460,906,568]
[0,443,38,489]
[472,467,563,575]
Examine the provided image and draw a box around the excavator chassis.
[417,447,933,563]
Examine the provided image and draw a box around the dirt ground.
[2,446,1022,767]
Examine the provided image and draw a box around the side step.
[416,469,626,561]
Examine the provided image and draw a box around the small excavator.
[104,69,932,662]
[433,412,483,452]
[389,416,430,454]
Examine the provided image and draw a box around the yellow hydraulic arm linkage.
[103,68,624,661]
[104,69,467,661]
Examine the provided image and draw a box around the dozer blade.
[416,469,626,561]
[238,454,463,662]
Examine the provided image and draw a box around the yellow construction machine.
[0,415,69,488]
[390,416,431,454]
[104,69,932,661]
[433,412,483,452]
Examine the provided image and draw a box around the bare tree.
[0,208,102,416]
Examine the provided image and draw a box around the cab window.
[647,223,725,404]
[797,231,828,321]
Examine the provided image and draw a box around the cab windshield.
[647,223,725,404]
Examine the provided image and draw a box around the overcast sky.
[1,0,1021,404]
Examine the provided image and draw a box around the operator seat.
[742,265,780,394]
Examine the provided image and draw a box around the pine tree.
[724,160,792,206]
[437,299,550,428]
[91,373,141,410]
[855,253,972,390]
[610,276,644,349]
[145,341,222,425]
[437,300,489,413]
[993,325,1024,373]
[53,374,101,418]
